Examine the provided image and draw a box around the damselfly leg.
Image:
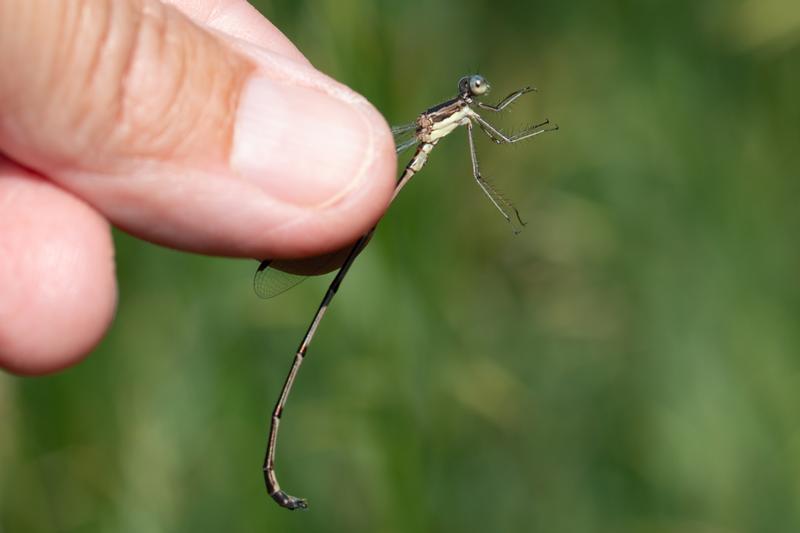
[466,122,526,233]
[477,86,537,112]
[475,116,558,145]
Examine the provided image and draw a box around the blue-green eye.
[469,75,489,96]
[458,74,490,96]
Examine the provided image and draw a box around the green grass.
[3,1,800,531]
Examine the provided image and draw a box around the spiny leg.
[477,86,537,112]
[466,122,526,233]
[264,231,372,510]
[474,114,558,145]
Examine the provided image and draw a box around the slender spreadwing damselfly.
[255,74,557,510]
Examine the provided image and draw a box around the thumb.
[0,0,396,259]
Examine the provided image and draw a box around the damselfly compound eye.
[469,75,490,96]
[458,74,490,96]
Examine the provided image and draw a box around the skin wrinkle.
[50,3,78,95]
[220,49,249,158]
[82,1,114,96]
[104,0,250,167]
[115,1,177,160]
[188,31,250,164]
[132,4,190,157]
[115,1,160,159]
[187,6,251,160]
[108,5,133,159]
[20,1,97,170]
[153,8,203,159]
[61,3,120,161]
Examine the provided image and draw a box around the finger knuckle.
[14,0,252,170]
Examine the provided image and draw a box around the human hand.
[0,0,397,375]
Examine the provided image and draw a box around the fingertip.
[231,74,396,209]
[258,93,398,259]
[0,163,117,376]
[226,66,397,258]
[330,95,398,231]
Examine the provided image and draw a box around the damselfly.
[256,74,557,510]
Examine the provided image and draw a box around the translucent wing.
[253,260,308,299]
[392,122,418,154]
[395,136,419,154]
[253,250,347,299]
[391,122,416,135]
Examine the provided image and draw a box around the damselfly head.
[459,74,490,98]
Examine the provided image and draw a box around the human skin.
[0,0,397,375]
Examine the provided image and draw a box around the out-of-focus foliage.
[3,1,800,532]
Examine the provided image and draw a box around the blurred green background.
[3,0,800,531]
